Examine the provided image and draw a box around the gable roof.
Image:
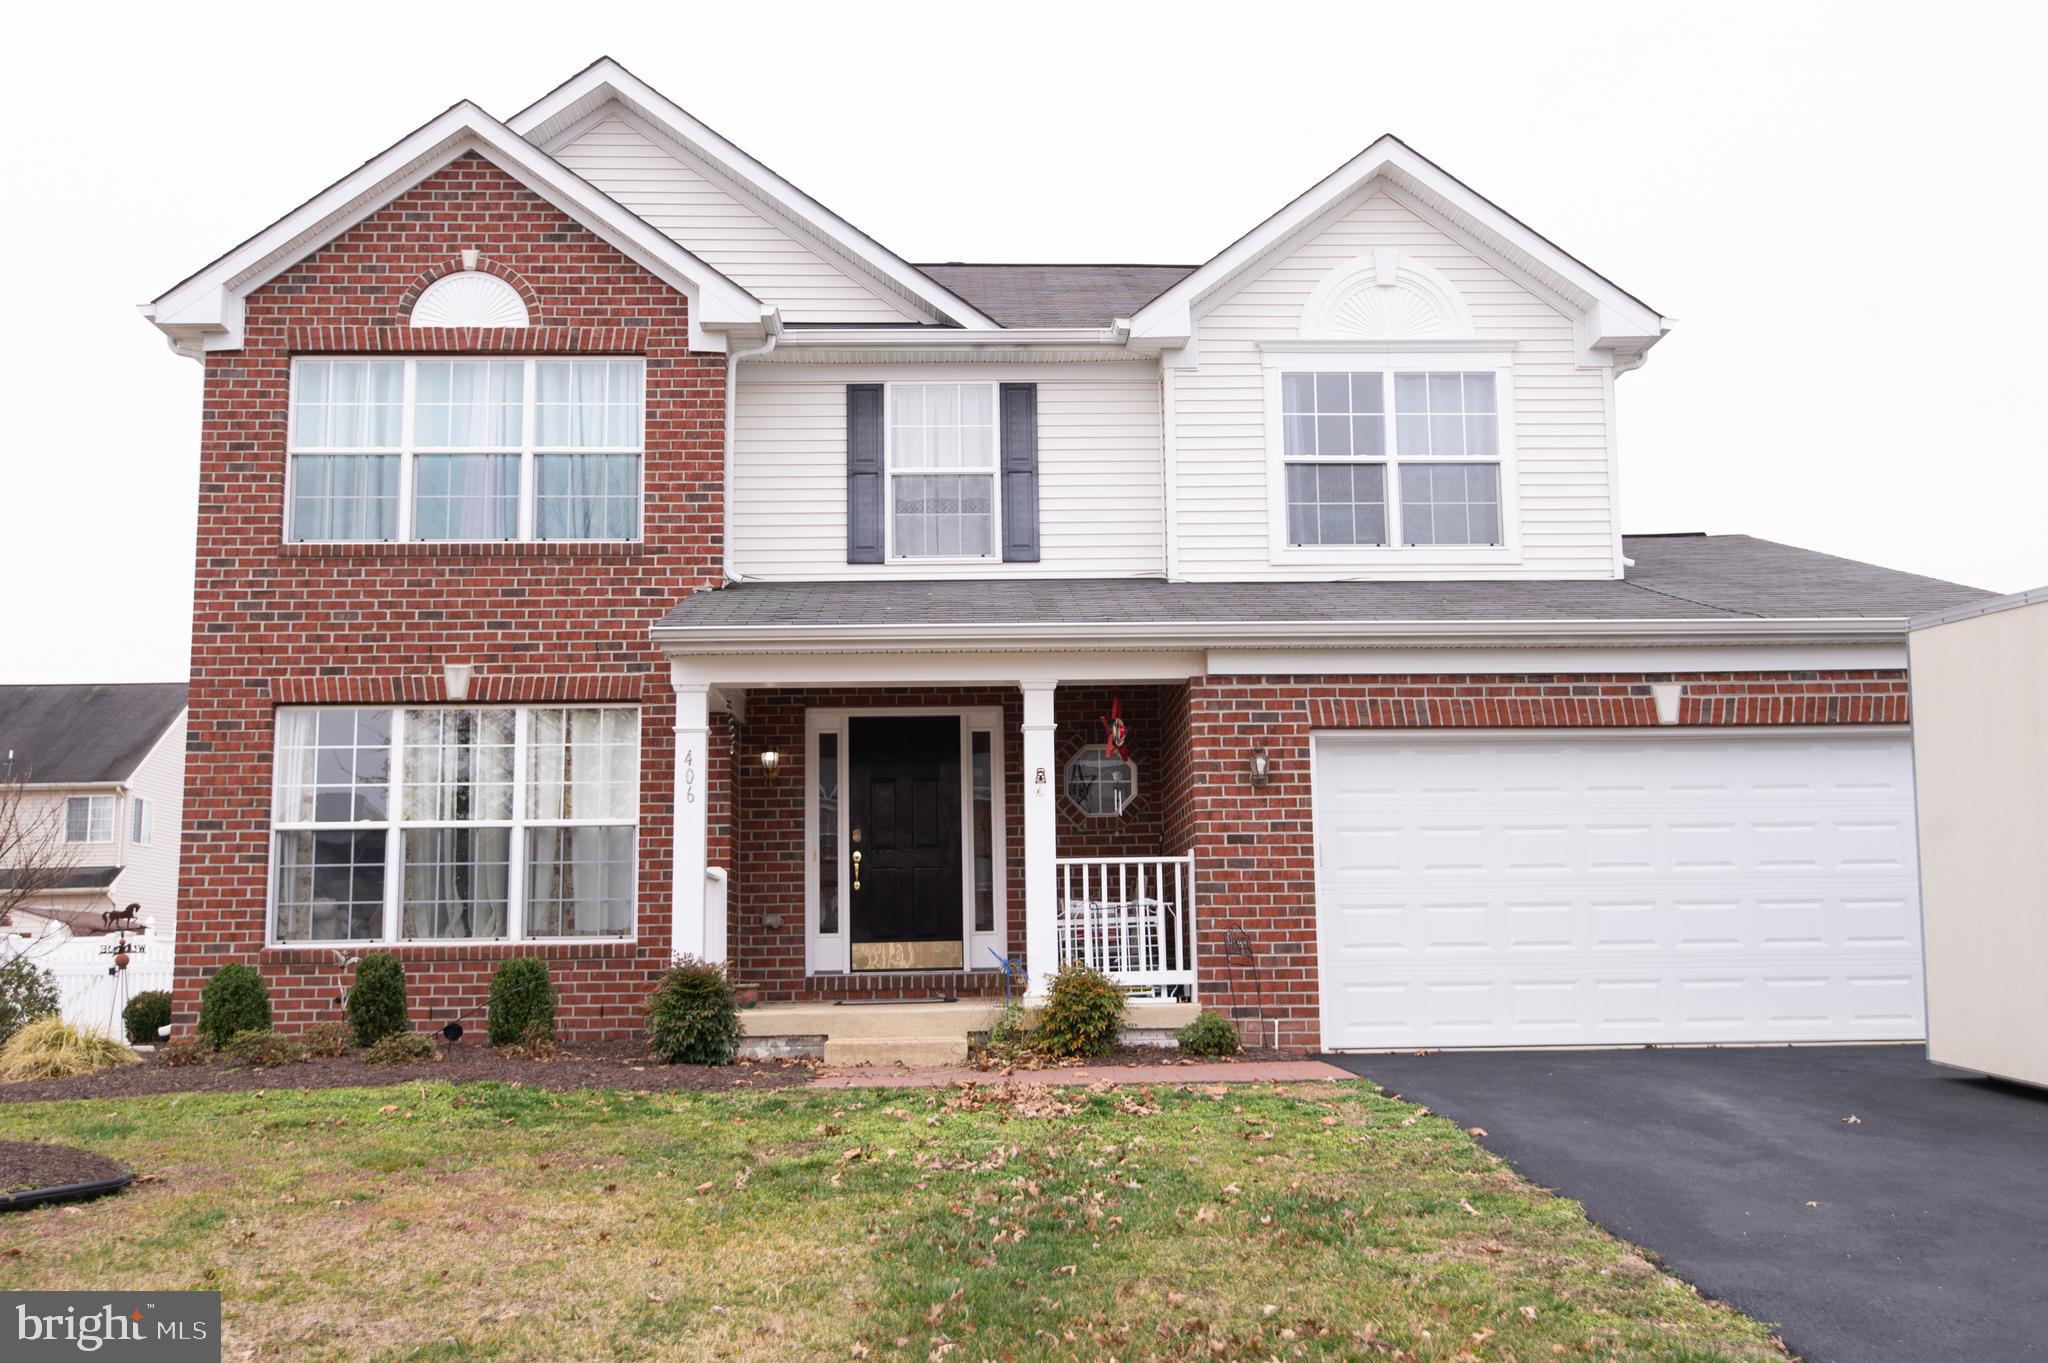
[1127,134,1671,369]
[144,100,770,358]
[916,264,1198,328]
[653,536,1990,649]
[510,58,998,331]
[0,683,187,785]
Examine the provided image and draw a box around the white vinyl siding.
[732,368,1166,579]
[1170,190,1617,580]
[553,113,927,324]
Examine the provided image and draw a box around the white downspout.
[723,314,782,584]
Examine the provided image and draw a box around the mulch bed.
[1,1139,130,1194]
[970,1045,1301,1073]
[0,1039,813,1105]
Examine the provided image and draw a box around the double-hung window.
[270,705,638,944]
[64,795,114,844]
[1277,365,1506,549]
[131,797,153,847]
[287,358,643,543]
[887,382,998,559]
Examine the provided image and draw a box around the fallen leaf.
[1842,1115,1862,1125]
[1458,1199,1481,1216]
[1466,1127,1489,1137]
[1805,1201,1822,1209]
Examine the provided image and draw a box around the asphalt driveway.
[1323,1045,2048,1362]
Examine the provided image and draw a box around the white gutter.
[770,324,1132,351]
[721,316,783,583]
[653,614,1915,654]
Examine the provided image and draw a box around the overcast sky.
[2,1,2041,684]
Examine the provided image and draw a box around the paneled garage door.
[1312,732,1924,1050]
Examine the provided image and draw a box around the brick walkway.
[809,1059,1354,1089]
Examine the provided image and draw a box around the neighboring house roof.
[654,536,1992,647]
[0,866,123,893]
[0,683,187,785]
[143,99,770,358]
[510,58,998,331]
[914,265,1198,328]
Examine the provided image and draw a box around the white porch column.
[670,667,715,963]
[1020,679,1059,1001]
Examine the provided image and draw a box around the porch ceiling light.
[758,749,781,781]
[1247,748,1271,788]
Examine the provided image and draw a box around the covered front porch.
[664,652,1206,1014]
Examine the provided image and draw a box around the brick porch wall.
[172,151,726,1040]
[726,684,1179,1000]
[1181,670,1912,1051]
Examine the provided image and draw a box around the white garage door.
[1313,733,1925,1050]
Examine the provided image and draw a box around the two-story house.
[147,59,1988,1052]
[1,683,188,944]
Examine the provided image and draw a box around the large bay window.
[887,382,998,559]
[287,358,643,543]
[270,705,638,944]
[1274,361,1509,551]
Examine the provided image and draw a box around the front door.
[848,715,964,970]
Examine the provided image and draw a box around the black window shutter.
[846,384,884,563]
[999,383,1040,562]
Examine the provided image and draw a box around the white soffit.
[510,58,999,332]
[1127,134,1672,369]
[142,100,770,358]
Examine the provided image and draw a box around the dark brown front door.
[848,715,963,971]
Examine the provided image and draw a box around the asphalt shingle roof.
[657,535,1991,633]
[915,264,1197,328]
[0,865,122,892]
[0,683,187,785]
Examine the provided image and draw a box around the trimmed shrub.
[222,1029,307,1069]
[645,957,741,1065]
[0,1016,139,1080]
[301,1021,353,1058]
[362,1031,438,1065]
[197,963,271,1047]
[0,955,60,1046]
[1036,963,1126,1059]
[487,957,556,1046]
[158,1035,212,1067]
[347,953,408,1048]
[122,990,173,1045]
[1175,1010,1243,1057]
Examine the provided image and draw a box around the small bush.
[977,1003,1039,1066]
[1036,963,1126,1059]
[122,990,174,1045]
[347,953,408,1048]
[197,963,271,1047]
[0,1016,139,1080]
[0,955,61,1046]
[645,957,741,1065]
[498,1019,560,1061]
[487,957,556,1046]
[1175,1010,1243,1057]
[158,1036,212,1067]
[362,1031,438,1065]
[221,1028,307,1069]
[301,1021,353,1058]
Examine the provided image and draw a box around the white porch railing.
[1053,853,1196,997]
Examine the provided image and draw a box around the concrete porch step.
[822,1036,970,1068]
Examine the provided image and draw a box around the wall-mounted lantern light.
[1247,748,1271,788]
[759,749,782,782]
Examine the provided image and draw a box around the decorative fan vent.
[1325,284,1449,338]
[410,272,529,329]
[1299,252,1474,341]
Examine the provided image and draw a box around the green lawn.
[0,1078,1784,1361]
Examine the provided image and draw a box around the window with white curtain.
[1278,368,1504,548]
[287,358,643,543]
[64,795,114,844]
[887,382,998,558]
[269,706,638,944]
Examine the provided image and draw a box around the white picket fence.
[8,937,175,1040]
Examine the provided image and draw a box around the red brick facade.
[172,151,728,1039]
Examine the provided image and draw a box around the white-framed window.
[287,357,644,544]
[64,795,114,844]
[1064,751,1138,818]
[1265,349,1516,558]
[268,705,639,945]
[886,382,999,560]
[131,797,153,847]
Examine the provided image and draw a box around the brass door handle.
[851,850,861,892]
